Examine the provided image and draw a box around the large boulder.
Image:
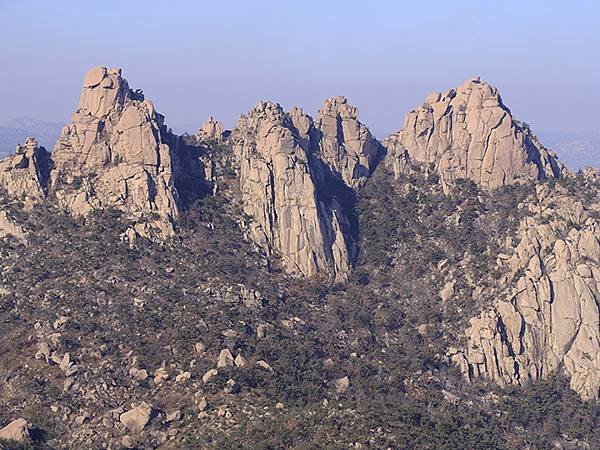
[0,418,30,443]
[119,402,152,433]
[384,77,565,190]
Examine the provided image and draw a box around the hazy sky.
[0,0,598,136]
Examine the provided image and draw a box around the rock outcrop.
[233,101,356,280]
[120,402,152,433]
[196,116,224,142]
[0,418,30,443]
[315,96,382,188]
[49,67,181,238]
[0,137,50,204]
[385,77,565,190]
[451,183,600,399]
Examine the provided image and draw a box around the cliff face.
[49,67,181,238]
[384,78,565,190]
[233,101,356,281]
[450,182,600,400]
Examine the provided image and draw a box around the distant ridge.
[0,117,63,156]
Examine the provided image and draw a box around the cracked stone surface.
[450,183,600,399]
[315,96,383,188]
[232,101,356,281]
[49,67,180,239]
[384,77,565,190]
[0,137,51,204]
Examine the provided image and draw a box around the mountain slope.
[0,68,599,449]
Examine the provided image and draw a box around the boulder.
[119,402,152,433]
[0,418,29,443]
[216,349,234,368]
[202,368,218,383]
[334,376,350,394]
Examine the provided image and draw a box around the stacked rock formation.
[384,77,565,190]
[233,101,357,281]
[0,137,50,204]
[450,183,600,399]
[315,96,382,188]
[196,116,224,141]
[49,67,181,238]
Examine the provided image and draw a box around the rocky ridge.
[450,179,600,399]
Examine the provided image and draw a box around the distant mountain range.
[0,117,597,171]
[537,131,600,170]
[0,117,63,157]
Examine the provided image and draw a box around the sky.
[0,0,598,137]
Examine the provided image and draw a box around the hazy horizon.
[1,0,599,136]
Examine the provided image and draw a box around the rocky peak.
[79,67,132,118]
[232,101,355,280]
[196,116,224,141]
[315,96,382,188]
[384,77,565,190]
[49,66,181,239]
[0,137,51,203]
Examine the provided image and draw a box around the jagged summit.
[315,96,383,188]
[384,77,566,190]
[48,66,182,239]
[0,137,51,203]
[0,67,579,283]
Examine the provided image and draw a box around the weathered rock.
[334,376,350,393]
[196,116,224,141]
[194,341,206,353]
[129,367,148,382]
[224,378,240,394]
[234,354,247,368]
[216,349,234,368]
[0,138,51,204]
[175,371,191,384]
[315,96,383,188]
[454,184,600,399]
[119,402,152,433]
[233,101,356,280]
[153,366,169,384]
[49,67,181,239]
[256,360,274,372]
[385,77,565,190]
[0,418,29,443]
[202,368,218,383]
[198,397,208,411]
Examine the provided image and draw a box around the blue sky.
[0,0,598,136]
